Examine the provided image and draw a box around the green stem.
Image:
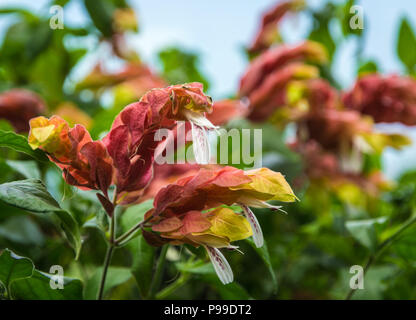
[97,244,114,300]
[155,273,190,299]
[115,216,152,246]
[97,206,116,300]
[148,245,169,299]
[346,215,416,300]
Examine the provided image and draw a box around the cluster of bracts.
[26,83,297,284]
[210,0,415,196]
[1,0,415,284]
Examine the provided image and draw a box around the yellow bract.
[30,125,55,147]
[360,132,411,154]
[304,41,328,64]
[205,207,252,242]
[231,167,298,202]
[28,116,70,156]
[187,233,230,248]
[188,208,253,247]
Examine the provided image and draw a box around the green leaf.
[397,17,416,73]
[130,234,156,298]
[183,244,207,260]
[345,217,387,252]
[28,33,67,105]
[201,274,251,300]
[83,0,115,37]
[158,47,210,90]
[52,0,71,7]
[357,60,378,76]
[84,266,132,300]
[0,8,38,21]
[10,270,83,300]
[0,216,45,246]
[338,0,363,37]
[308,3,337,61]
[176,261,215,275]
[391,227,416,261]
[120,199,154,242]
[89,105,123,139]
[0,179,62,212]
[0,120,14,131]
[176,260,250,299]
[0,179,81,258]
[6,160,41,179]
[0,249,34,295]
[0,130,48,162]
[246,238,278,293]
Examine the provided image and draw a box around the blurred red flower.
[0,89,45,132]
[248,0,305,55]
[343,74,416,125]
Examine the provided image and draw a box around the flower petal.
[240,204,264,248]
[205,246,234,285]
[183,109,218,130]
[240,198,284,212]
[190,121,210,164]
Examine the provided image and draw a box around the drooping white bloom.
[205,246,233,285]
[240,204,264,248]
[190,121,211,164]
[183,109,219,165]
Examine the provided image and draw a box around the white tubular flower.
[205,246,234,285]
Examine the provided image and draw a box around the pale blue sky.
[1,0,416,178]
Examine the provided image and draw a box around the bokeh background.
[1,0,416,300]
[2,0,416,178]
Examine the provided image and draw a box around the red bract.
[275,78,339,124]
[152,166,252,216]
[342,74,416,125]
[296,107,410,178]
[304,79,339,111]
[150,166,296,247]
[239,41,327,97]
[103,83,214,203]
[29,83,213,204]
[301,109,372,152]
[290,140,339,181]
[247,63,319,122]
[76,63,165,97]
[140,163,200,203]
[291,140,390,198]
[248,0,305,55]
[28,116,113,195]
[0,89,45,132]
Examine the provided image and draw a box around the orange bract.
[29,115,113,194]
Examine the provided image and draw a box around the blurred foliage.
[397,16,416,75]
[158,47,210,90]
